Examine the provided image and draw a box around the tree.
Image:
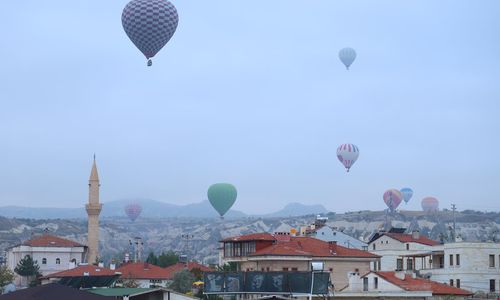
[14,255,41,287]
[157,250,178,268]
[216,262,237,272]
[146,252,158,265]
[169,269,194,293]
[190,267,203,281]
[0,266,15,293]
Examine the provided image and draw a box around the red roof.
[222,233,275,242]
[23,234,85,248]
[42,265,118,279]
[384,233,439,246]
[375,272,472,296]
[245,236,379,258]
[116,262,170,280]
[164,262,213,279]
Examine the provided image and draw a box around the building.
[88,287,199,300]
[6,234,87,286]
[368,230,440,271]
[312,227,368,250]
[0,283,109,300]
[116,262,171,288]
[337,271,472,299]
[40,264,121,287]
[220,232,380,291]
[86,157,102,264]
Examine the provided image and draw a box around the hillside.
[1,209,498,265]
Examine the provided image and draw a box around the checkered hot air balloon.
[336,143,359,172]
[124,203,143,222]
[122,0,179,66]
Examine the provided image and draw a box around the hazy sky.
[1,1,499,214]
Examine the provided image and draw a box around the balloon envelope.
[383,189,403,212]
[400,188,414,204]
[124,203,143,222]
[421,197,439,213]
[207,183,237,217]
[122,0,179,62]
[337,144,359,172]
[339,47,357,70]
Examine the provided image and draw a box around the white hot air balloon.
[337,143,359,172]
[339,47,357,70]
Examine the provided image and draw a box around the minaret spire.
[86,156,102,264]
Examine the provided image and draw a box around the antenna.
[451,204,457,242]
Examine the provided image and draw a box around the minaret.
[86,156,102,264]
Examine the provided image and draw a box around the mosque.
[6,159,102,286]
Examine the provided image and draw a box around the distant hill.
[0,200,327,220]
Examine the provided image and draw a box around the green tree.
[190,267,203,281]
[157,250,178,267]
[146,252,158,265]
[169,269,195,293]
[0,266,15,293]
[216,262,237,272]
[14,255,41,287]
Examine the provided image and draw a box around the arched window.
[56,258,61,264]
[42,258,47,264]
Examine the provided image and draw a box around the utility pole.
[129,237,144,262]
[181,234,194,268]
[451,204,457,242]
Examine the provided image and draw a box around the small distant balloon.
[339,47,357,70]
[383,189,403,212]
[124,203,143,222]
[207,183,237,219]
[337,144,359,172]
[400,188,414,204]
[421,197,439,213]
[122,0,179,66]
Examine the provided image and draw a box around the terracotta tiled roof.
[221,233,275,242]
[116,262,170,280]
[375,272,472,296]
[164,262,213,279]
[42,265,118,279]
[246,236,379,258]
[384,233,439,246]
[22,234,85,248]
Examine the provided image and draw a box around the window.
[374,277,378,289]
[396,259,403,271]
[490,279,496,292]
[266,267,270,271]
[449,279,454,286]
[385,241,388,244]
[282,267,289,271]
[407,258,413,270]
[449,254,453,266]
[42,258,47,264]
[291,267,298,271]
[456,279,460,288]
[55,258,60,265]
[261,268,264,271]
[363,277,368,291]
[406,243,409,250]
[329,268,333,272]
[372,244,376,250]
[456,254,460,266]
[490,255,495,267]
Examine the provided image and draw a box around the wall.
[314,228,367,250]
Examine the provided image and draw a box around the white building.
[115,262,171,288]
[312,226,368,250]
[368,230,440,272]
[6,234,87,286]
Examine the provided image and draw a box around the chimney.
[124,253,130,263]
[395,271,405,280]
[143,262,149,270]
[98,262,104,268]
[110,263,116,270]
[412,230,420,240]
[329,241,337,254]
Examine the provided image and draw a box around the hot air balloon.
[122,0,179,66]
[339,47,357,70]
[383,189,403,212]
[124,203,143,222]
[207,183,237,219]
[400,188,414,204]
[337,144,359,172]
[421,197,439,213]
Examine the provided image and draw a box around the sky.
[0,0,499,214]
